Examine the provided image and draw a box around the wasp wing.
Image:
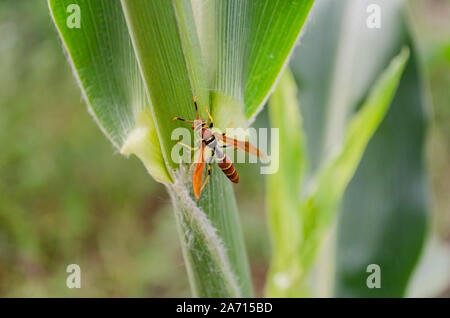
[193,141,206,199]
[214,133,266,160]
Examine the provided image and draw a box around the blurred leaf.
[289,0,428,297]
[266,69,307,297]
[300,47,410,271]
[406,234,450,297]
[266,47,409,297]
[291,0,406,172]
[335,44,428,297]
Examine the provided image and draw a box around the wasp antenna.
[193,96,199,120]
[173,117,194,123]
[205,105,214,128]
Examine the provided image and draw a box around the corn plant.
[266,0,428,297]
[48,0,314,297]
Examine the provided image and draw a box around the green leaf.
[335,43,428,298]
[266,69,307,297]
[300,47,410,270]
[48,0,171,183]
[121,0,253,298]
[266,46,410,297]
[291,0,407,172]
[288,0,428,297]
[49,0,250,297]
[168,166,252,297]
[49,0,315,297]
[121,0,210,170]
[192,0,315,127]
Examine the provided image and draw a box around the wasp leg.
[177,142,198,151]
[200,163,212,193]
[193,96,200,120]
[200,149,215,192]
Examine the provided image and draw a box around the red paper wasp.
[173,96,265,199]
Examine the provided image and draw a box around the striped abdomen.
[216,151,239,183]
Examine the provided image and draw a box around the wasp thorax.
[193,120,206,132]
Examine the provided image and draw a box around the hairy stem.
[167,166,253,297]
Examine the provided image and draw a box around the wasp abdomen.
[217,154,239,183]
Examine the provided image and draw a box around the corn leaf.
[291,0,407,172]
[49,0,248,297]
[48,0,171,183]
[192,0,315,127]
[120,0,210,170]
[289,0,428,297]
[300,47,410,270]
[335,42,428,298]
[266,47,410,297]
[266,69,307,297]
[49,0,314,297]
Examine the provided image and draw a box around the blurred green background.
[0,0,448,297]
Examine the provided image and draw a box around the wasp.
[173,96,265,199]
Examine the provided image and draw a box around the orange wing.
[193,141,206,199]
[214,133,265,160]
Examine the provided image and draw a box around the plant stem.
[167,165,253,297]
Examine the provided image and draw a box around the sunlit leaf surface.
[49,0,315,297]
